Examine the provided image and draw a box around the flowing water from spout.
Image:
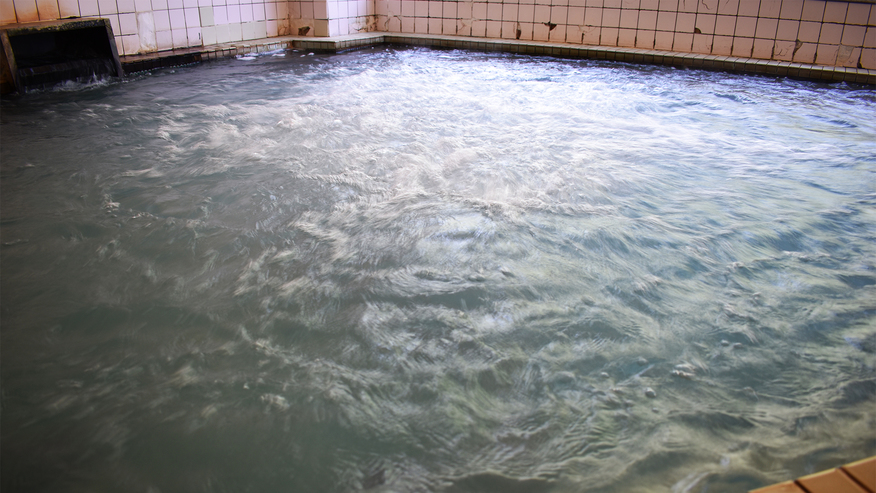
[1,47,875,493]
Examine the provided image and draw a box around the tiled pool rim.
[120,31,876,85]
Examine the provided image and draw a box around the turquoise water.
[1,47,875,492]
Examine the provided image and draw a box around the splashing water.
[1,47,875,493]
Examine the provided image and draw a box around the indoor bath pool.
[1,47,874,493]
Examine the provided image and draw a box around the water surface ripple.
[2,47,875,493]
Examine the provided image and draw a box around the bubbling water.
[1,47,875,493]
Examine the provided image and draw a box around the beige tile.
[443,2,457,18]
[601,26,618,44]
[621,0,638,8]
[696,13,715,33]
[636,28,655,47]
[751,37,773,58]
[779,0,803,20]
[861,47,876,69]
[517,3,533,22]
[565,24,581,42]
[504,4,520,21]
[714,14,735,35]
[486,19,501,36]
[691,32,711,52]
[618,27,635,45]
[792,41,816,62]
[654,29,673,48]
[845,3,869,26]
[866,27,875,48]
[773,39,795,60]
[501,20,517,38]
[734,15,755,37]
[533,4,550,22]
[584,7,602,26]
[36,0,59,19]
[797,20,820,42]
[814,43,838,64]
[549,23,566,41]
[443,18,458,34]
[602,7,619,27]
[759,0,780,18]
[655,11,675,31]
[736,0,758,17]
[678,0,696,13]
[638,9,656,29]
[754,17,777,39]
[639,0,657,10]
[551,5,567,23]
[619,8,637,28]
[532,21,549,39]
[673,31,692,50]
[818,22,841,44]
[731,35,752,56]
[603,0,620,7]
[1,0,17,23]
[776,19,798,41]
[717,0,737,15]
[414,16,427,33]
[582,24,601,43]
[822,1,845,24]
[676,12,695,32]
[842,24,866,46]
[657,0,676,11]
[488,3,502,20]
[712,34,732,54]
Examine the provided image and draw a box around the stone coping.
[120,32,876,85]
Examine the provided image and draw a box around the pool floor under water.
[1,47,875,493]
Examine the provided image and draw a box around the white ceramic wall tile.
[119,11,137,32]
[78,0,98,15]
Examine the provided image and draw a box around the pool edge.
[119,33,876,86]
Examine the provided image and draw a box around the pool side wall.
[0,0,873,69]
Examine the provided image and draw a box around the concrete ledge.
[120,32,876,86]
